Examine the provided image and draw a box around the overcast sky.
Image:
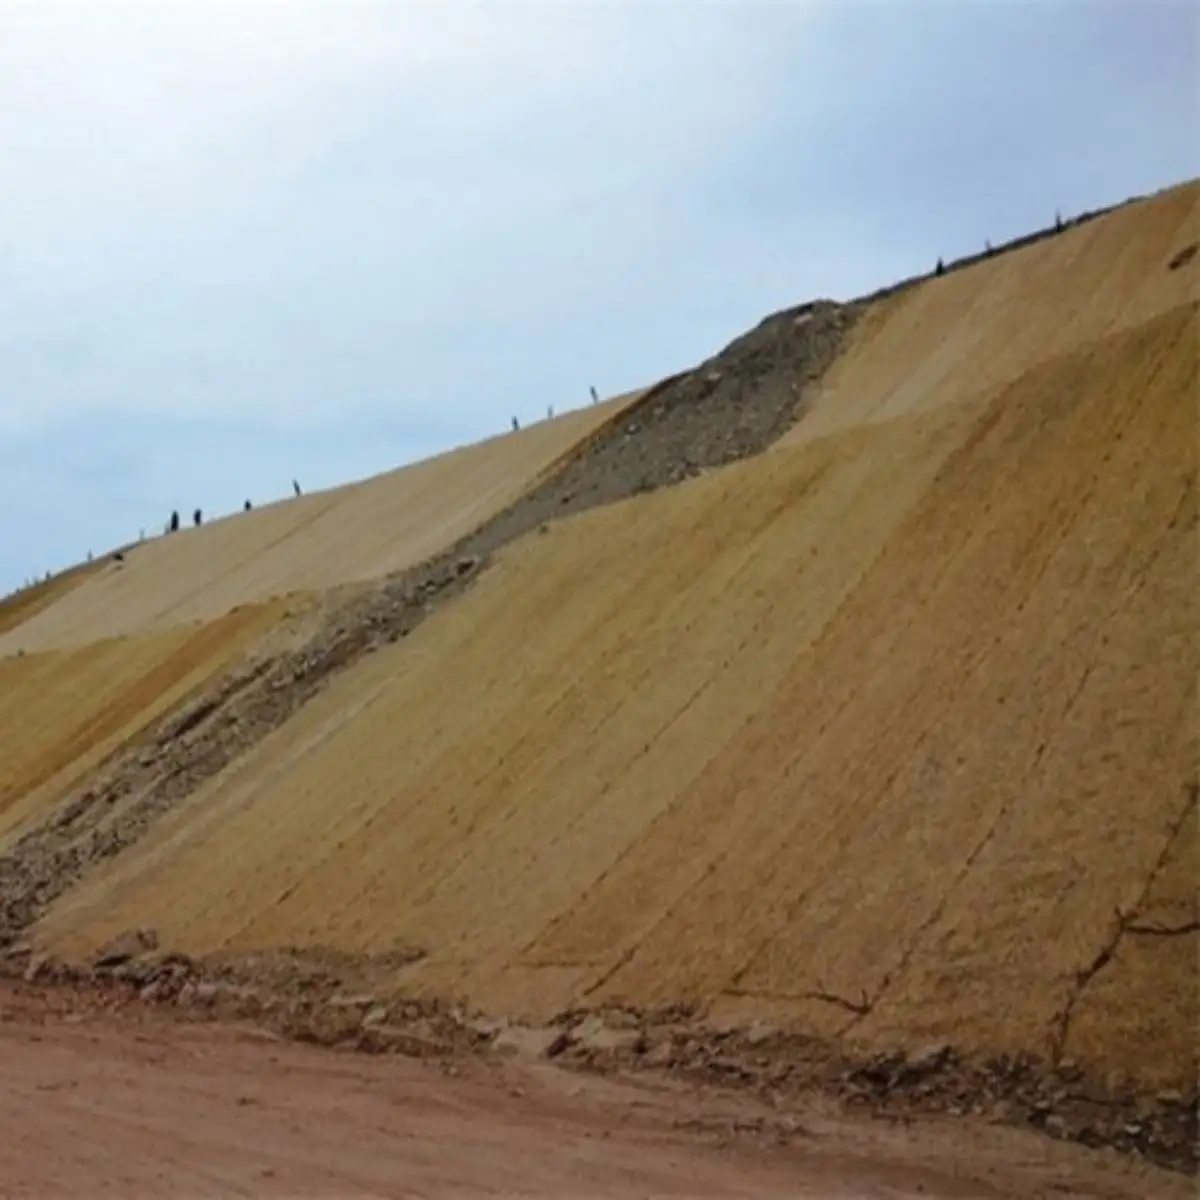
[1,0,1196,590]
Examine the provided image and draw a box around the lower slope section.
[0,601,291,843]
[34,296,1198,1089]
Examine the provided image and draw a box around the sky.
[1,0,1196,591]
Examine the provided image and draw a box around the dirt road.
[0,987,1186,1199]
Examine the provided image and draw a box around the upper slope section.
[0,559,103,639]
[35,181,1200,1089]
[784,178,1198,447]
[0,391,644,655]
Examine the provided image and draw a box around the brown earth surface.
[6,947,1194,1174]
[26,180,1196,1074]
[0,178,1196,1184]
[0,598,301,843]
[781,175,1199,448]
[0,556,102,638]
[0,980,1188,1200]
[0,281,865,948]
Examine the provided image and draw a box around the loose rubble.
[4,945,1196,1175]
[0,296,862,961]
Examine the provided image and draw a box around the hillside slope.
[0,390,644,655]
[0,558,103,639]
[35,180,1199,1094]
[0,600,295,842]
[785,177,1198,446]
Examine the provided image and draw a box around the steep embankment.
[781,177,1197,446]
[33,181,1199,1101]
[0,391,650,838]
[0,298,860,941]
[0,600,297,843]
[0,390,646,656]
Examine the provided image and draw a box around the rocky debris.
[328,992,376,1011]
[7,951,1197,1174]
[93,928,158,969]
[0,293,863,970]
[8,945,492,1060]
[455,301,861,553]
[22,953,49,983]
[746,1024,779,1051]
[573,1014,646,1056]
[486,1005,1198,1176]
[3,262,1192,1175]
[357,1024,454,1057]
[904,1041,953,1075]
[0,560,481,957]
[491,1025,571,1060]
[465,1014,508,1039]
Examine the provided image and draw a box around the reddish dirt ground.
[0,985,1187,1199]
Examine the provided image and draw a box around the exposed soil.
[0,299,860,956]
[1,184,1196,1190]
[0,556,106,638]
[7,945,1196,1178]
[858,193,1130,304]
[0,193,1156,962]
[1,979,1188,1200]
[469,298,858,528]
